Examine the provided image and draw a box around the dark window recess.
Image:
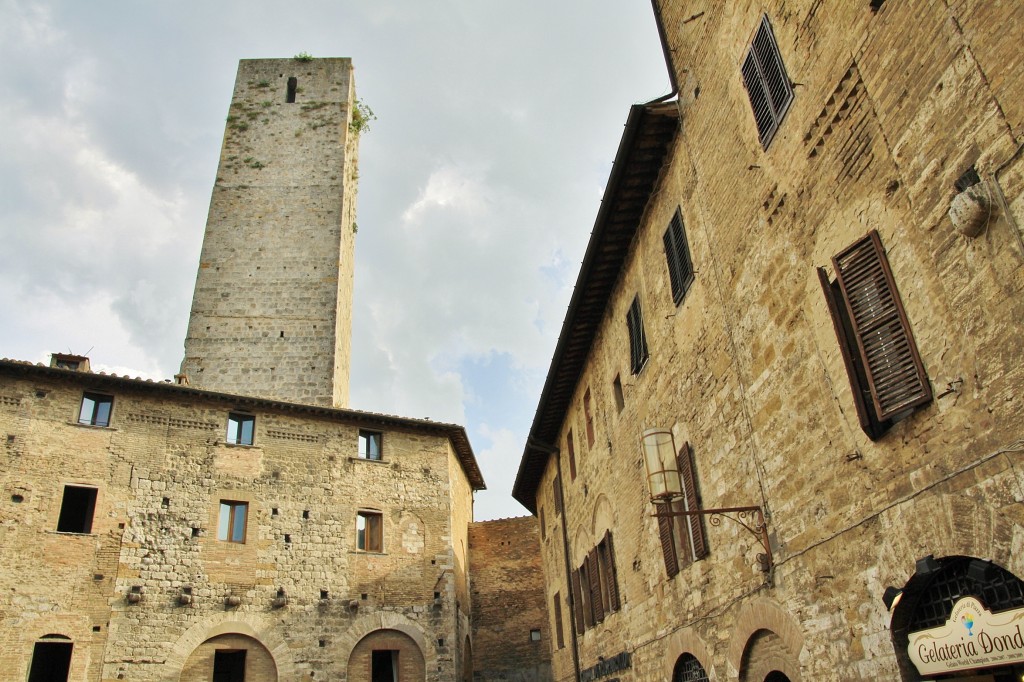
[539,506,546,540]
[626,296,649,375]
[674,653,711,682]
[358,430,382,460]
[741,15,794,149]
[869,0,886,11]
[213,649,246,682]
[954,165,982,192]
[286,77,297,103]
[612,374,625,412]
[28,639,73,682]
[530,628,541,641]
[657,442,708,578]
[553,592,565,649]
[552,475,563,515]
[663,208,695,305]
[371,650,399,682]
[817,230,931,440]
[57,485,98,534]
[583,389,595,447]
[79,392,113,427]
[566,430,577,481]
[226,413,255,445]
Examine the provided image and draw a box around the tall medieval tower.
[180,58,358,407]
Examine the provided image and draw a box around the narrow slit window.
[79,392,113,427]
[583,389,595,447]
[626,296,649,375]
[612,374,625,412]
[286,77,297,103]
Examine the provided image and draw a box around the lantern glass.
[642,427,682,502]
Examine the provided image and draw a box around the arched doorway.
[347,628,425,682]
[890,555,1024,681]
[764,673,791,682]
[27,634,74,682]
[738,629,801,682]
[673,652,710,682]
[180,633,277,682]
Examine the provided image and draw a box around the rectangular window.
[28,640,73,682]
[741,14,794,149]
[539,505,546,540]
[663,208,695,305]
[56,485,97,534]
[566,430,576,481]
[553,592,565,649]
[79,392,113,427]
[626,296,649,375]
[217,501,248,543]
[226,413,255,445]
[597,531,621,613]
[552,475,563,516]
[358,430,382,460]
[213,650,246,682]
[583,389,595,447]
[286,76,297,103]
[356,510,383,552]
[818,230,931,440]
[612,374,625,413]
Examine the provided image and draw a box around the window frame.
[817,230,932,440]
[226,412,255,446]
[583,389,595,448]
[56,485,98,534]
[741,14,794,149]
[78,392,113,427]
[626,296,649,375]
[663,208,695,306]
[358,429,383,461]
[566,429,577,481]
[217,500,249,543]
[356,510,383,553]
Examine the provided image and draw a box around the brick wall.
[469,517,552,682]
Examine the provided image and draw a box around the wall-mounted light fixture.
[882,586,903,612]
[641,428,773,579]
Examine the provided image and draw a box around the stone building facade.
[1,56,550,682]
[514,2,1024,681]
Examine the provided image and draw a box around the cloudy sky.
[0,0,669,520]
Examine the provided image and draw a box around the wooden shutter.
[570,568,585,634]
[579,561,594,628]
[553,593,565,649]
[742,15,793,148]
[663,209,694,305]
[657,511,679,578]
[587,549,604,623]
[678,442,708,561]
[626,297,649,375]
[552,476,562,515]
[604,530,621,611]
[566,430,576,480]
[833,231,931,421]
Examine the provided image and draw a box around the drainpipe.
[529,437,581,682]
[646,0,679,104]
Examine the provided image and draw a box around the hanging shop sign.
[908,597,1024,676]
[580,651,632,682]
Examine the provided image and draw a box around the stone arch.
[737,629,802,682]
[347,628,426,682]
[590,493,615,536]
[572,525,593,567]
[333,611,431,674]
[663,627,716,680]
[163,613,294,681]
[727,599,804,677]
[180,633,276,682]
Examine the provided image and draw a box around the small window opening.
[284,533,291,544]
[79,392,113,427]
[371,651,399,682]
[286,77,297,103]
[272,507,279,516]
[28,639,74,682]
[303,510,310,519]
[191,527,200,537]
[612,374,625,412]
[92,625,101,632]
[530,628,542,642]
[161,497,170,508]
[319,639,326,647]
[213,650,247,682]
[226,413,255,445]
[12,494,24,503]
[320,589,329,599]
[280,330,285,338]
[356,510,383,552]
[217,500,248,543]
[358,430,382,460]
[361,593,368,600]
[438,638,445,647]
[56,485,98,534]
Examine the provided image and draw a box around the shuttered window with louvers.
[626,296,649,375]
[663,208,695,306]
[553,592,565,649]
[658,510,680,578]
[678,442,708,561]
[571,569,585,634]
[741,15,793,149]
[832,231,931,422]
[602,531,621,612]
[587,550,605,623]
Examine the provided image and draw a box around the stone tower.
[181,58,358,407]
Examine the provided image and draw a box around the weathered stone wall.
[181,58,358,408]
[534,1,1024,680]
[469,516,552,682]
[0,366,474,681]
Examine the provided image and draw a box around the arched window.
[673,653,710,682]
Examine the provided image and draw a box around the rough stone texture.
[0,364,478,681]
[529,1,1024,681]
[180,58,359,408]
[469,517,552,682]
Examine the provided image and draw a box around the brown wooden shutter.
[833,231,931,421]
[657,511,679,578]
[605,530,621,611]
[553,593,565,649]
[570,568,584,634]
[818,266,878,437]
[552,476,562,515]
[587,549,604,623]
[678,442,708,561]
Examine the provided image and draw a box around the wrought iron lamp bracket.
[652,504,773,581]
